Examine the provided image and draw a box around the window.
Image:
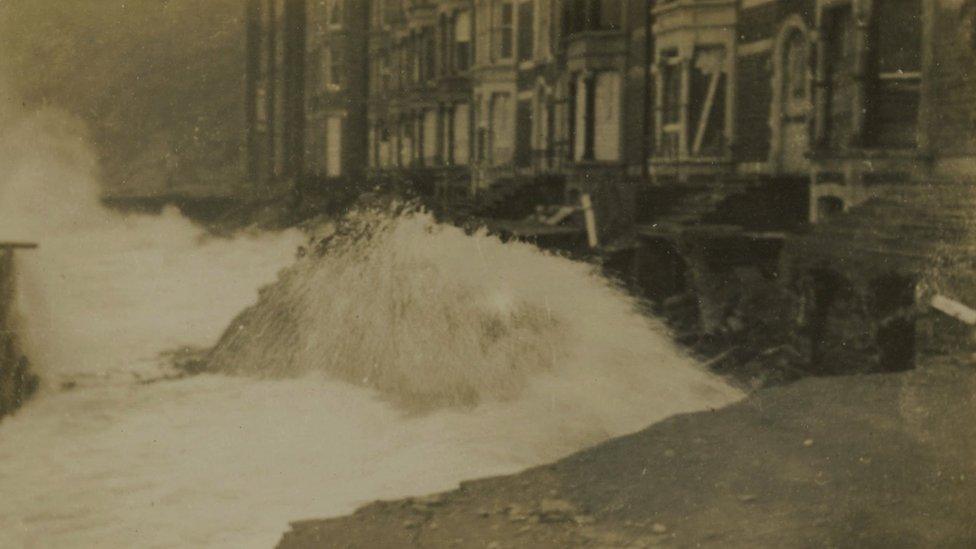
[380,57,391,92]
[533,89,549,164]
[255,87,268,130]
[865,0,921,148]
[658,52,681,158]
[497,2,515,60]
[517,1,535,63]
[567,78,577,160]
[453,103,471,165]
[322,46,342,90]
[784,31,807,106]
[423,109,439,164]
[455,10,472,71]
[515,99,533,166]
[326,116,343,177]
[399,119,414,166]
[823,5,855,149]
[424,28,436,81]
[573,74,595,161]
[491,93,513,165]
[476,3,492,66]
[306,121,325,175]
[535,0,551,59]
[563,0,617,35]
[594,72,621,161]
[327,0,343,27]
[379,126,392,168]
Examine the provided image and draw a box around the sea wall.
[0,249,38,419]
[621,179,976,387]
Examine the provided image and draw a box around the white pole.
[581,193,598,249]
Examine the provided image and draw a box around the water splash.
[211,204,740,412]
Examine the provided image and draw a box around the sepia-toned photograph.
[0,1,974,547]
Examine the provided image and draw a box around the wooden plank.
[692,70,721,155]
[931,295,976,325]
[0,242,39,250]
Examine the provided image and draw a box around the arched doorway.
[774,24,811,174]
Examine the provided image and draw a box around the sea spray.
[210,203,741,411]
[0,91,304,384]
[0,84,745,548]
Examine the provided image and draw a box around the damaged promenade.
[279,356,976,549]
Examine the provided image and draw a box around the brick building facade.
[245,1,976,371]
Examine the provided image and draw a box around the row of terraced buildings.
[245,0,976,374]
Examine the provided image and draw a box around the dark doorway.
[802,269,844,374]
[870,274,917,372]
[634,238,688,304]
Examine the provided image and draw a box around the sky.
[0,0,248,197]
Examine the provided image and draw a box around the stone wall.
[0,250,38,419]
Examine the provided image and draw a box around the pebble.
[573,514,596,525]
[803,439,815,447]
[652,523,668,534]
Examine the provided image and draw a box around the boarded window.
[594,71,621,161]
[689,46,727,156]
